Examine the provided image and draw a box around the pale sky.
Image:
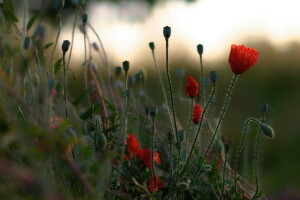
[63,0,300,68]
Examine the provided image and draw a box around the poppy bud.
[149,108,158,118]
[210,71,217,83]
[92,42,99,51]
[115,66,122,76]
[197,44,203,56]
[122,60,129,72]
[81,13,88,24]
[260,103,268,113]
[177,130,184,142]
[149,42,155,50]
[163,26,171,39]
[261,124,274,139]
[23,37,31,50]
[167,132,173,142]
[62,40,71,53]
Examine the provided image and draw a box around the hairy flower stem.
[83,28,91,107]
[87,22,116,107]
[66,8,79,72]
[165,38,178,142]
[23,0,28,38]
[192,74,238,185]
[151,117,157,188]
[62,52,69,125]
[180,84,216,178]
[252,113,266,200]
[233,118,263,197]
[50,11,63,76]
[184,98,194,160]
[219,148,230,200]
[199,54,204,105]
[150,48,175,139]
[113,71,129,200]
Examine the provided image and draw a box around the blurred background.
[13,0,300,199]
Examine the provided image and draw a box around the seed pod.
[197,44,203,56]
[62,40,71,53]
[23,37,31,50]
[210,71,217,83]
[163,26,171,39]
[260,103,268,113]
[122,60,130,72]
[81,13,88,24]
[177,130,184,142]
[148,42,155,50]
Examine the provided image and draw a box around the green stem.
[150,48,175,140]
[219,149,229,200]
[165,38,178,142]
[50,13,62,76]
[151,117,157,188]
[233,118,263,196]
[184,98,194,160]
[62,52,69,125]
[180,84,216,177]
[252,113,265,200]
[112,72,129,200]
[83,26,91,106]
[192,74,238,185]
[66,8,79,72]
[199,54,204,105]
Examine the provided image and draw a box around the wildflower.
[136,149,161,169]
[149,175,162,192]
[185,77,199,98]
[192,104,203,124]
[124,134,140,159]
[228,44,259,75]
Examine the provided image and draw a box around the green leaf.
[44,42,53,49]
[72,90,89,106]
[3,0,19,23]
[26,15,37,31]
[53,58,62,74]
[80,104,99,120]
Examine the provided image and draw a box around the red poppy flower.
[192,104,203,124]
[124,134,140,160]
[228,44,259,75]
[185,77,199,98]
[136,149,161,169]
[149,175,163,192]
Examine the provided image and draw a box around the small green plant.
[0,1,274,199]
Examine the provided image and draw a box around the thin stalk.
[66,8,79,72]
[87,22,116,107]
[252,113,266,200]
[62,52,69,125]
[219,149,230,200]
[83,26,91,106]
[233,118,262,196]
[23,0,28,38]
[192,74,238,185]
[112,72,129,200]
[184,98,194,160]
[150,48,175,138]
[165,38,178,142]
[50,12,62,76]
[199,54,204,105]
[180,83,216,177]
[151,117,157,189]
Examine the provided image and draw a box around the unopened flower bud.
[122,60,130,72]
[81,13,88,24]
[23,37,31,50]
[177,130,184,142]
[167,132,173,142]
[210,71,217,83]
[115,66,122,76]
[175,142,181,150]
[92,42,99,51]
[62,40,71,53]
[260,103,268,113]
[149,108,158,118]
[149,42,155,50]
[261,124,274,139]
[163,26,171,39]
[197,44,203,56]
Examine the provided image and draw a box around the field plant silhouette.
[0,0,275,199]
